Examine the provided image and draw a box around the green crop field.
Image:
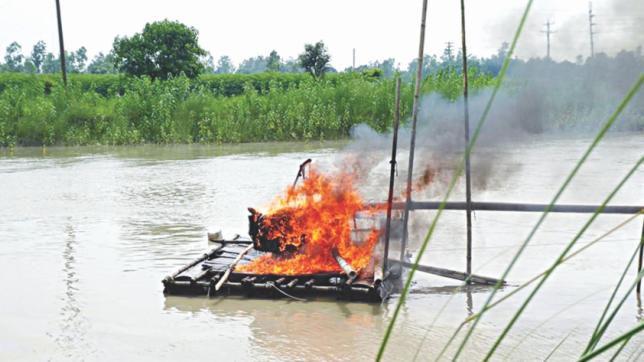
[0,71,493,147]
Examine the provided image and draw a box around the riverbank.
[0,71,493,147]
[0,139,348,159]
[2,69,642,148]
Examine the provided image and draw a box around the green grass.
[457,74,643,362]
[583,251,644,356]
[432,212,642,361]
[579,317,644,361]
[483,154,643,360]
[0,71,493,147]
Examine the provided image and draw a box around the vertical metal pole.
[55,0,67,87]
[460,0,473,280]
[383,78,402,274]
[400,0,429,261]
[637,217,644,296]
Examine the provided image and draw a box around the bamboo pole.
[372,201,642,214]
[332,248,358,282]
[459,0,473,281]
[637,217,644,296]
[400,0,429,261]
[54,0,67,87]
[215,243,253,291]
[383,77,402,274]
[389,259,504,286]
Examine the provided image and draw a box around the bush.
[0,71,495,147]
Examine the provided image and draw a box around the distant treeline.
[1,33,641,147]
[0,34,510,78]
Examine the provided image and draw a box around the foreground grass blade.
[625,341,644,362]
[483,156,643,360]
[375,0,535,358]
[584,256,644,354]
[544,328,576,361]
[578,322,644,362]
[585,225,644,353]
[433,213,641,361]
[454,74,644,361]
[504,287,608,360]
[608,336,631,362]
[412,247,515,361]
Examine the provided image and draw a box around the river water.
[0,134,642,361]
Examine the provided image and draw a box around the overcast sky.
[1,0,642,69]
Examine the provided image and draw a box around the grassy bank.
[0,71,493,147]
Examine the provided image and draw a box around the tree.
[237,56,267,74]
[112,20,206,79]
[267,50,281,72]
[73,47,88,72]
[200,52,216,73]
[440,42,456,69]
[23,60,37,73]
[361,58,397,78]
[298,41,331,78]
[40,50,77,74]
[4,42,24,72]
[405,54,438,80]
[87,52,117,74]
[42,52,59,73]
[30,41,46,73]
[281,58,303,73]
[479,42,509,76]
[63,47,87,73]
[215,55,235,74]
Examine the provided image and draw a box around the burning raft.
[163,168,395,302]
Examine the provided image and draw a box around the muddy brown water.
[0,134,642,361]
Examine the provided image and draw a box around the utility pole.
[588,2,597,58]
[541,20,555,59]
[352,48,356,71]
[55,0,67,87]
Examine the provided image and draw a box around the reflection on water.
[1,136,643,360]
[55,222,92,359]
[466,288,473,316]
[163,296,384,361]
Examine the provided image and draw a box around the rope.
[269,282,307,302]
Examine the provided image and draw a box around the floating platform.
[162,238,395,303]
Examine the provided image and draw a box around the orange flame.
[237,168,383,276]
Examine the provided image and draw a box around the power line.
[541,19,556,59]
